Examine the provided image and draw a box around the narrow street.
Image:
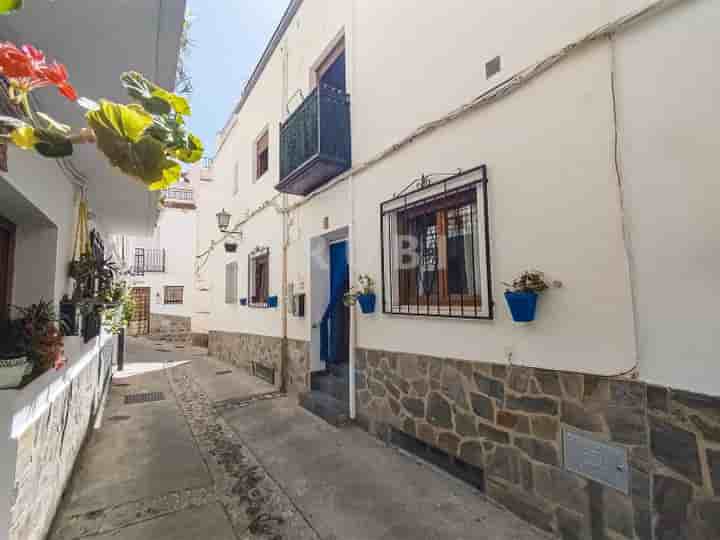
[49,338,543,540]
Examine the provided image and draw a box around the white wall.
[1,148,77,306]
[197,0,718,394]
[126,203,197,319]
[614,0,720,395]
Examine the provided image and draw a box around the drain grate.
[107,415,131,422]
[124,392,165,405]
[216,370,233,375]
[112,382,131,387]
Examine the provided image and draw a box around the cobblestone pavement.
[50,338,542,540]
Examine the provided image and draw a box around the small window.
[225,262,238,304]
[248,249,270,306]
[164,286,184,305]
[381,167,492,319]
[255,130,269,180]
[233,162,240,196]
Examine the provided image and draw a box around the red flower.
[0,41,78,102]
[40,62,78,101]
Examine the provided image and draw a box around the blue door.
[328,241,349,364]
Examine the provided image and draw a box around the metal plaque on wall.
[563,428,630,494]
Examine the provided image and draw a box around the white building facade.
[0,2,186,539]
[194,1,720,538]
[120,178,197,342]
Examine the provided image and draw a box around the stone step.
[299,391,350,427]
[311,373,350,402]
[327,362,349,380]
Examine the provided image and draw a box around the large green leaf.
[87,100,152,144]
[121,71,190,116]
[171,133,203,164]
[34,128,73,158]
[0,0,22,15]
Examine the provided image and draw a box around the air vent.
[390,427,484,491]
[124,392,165,405]
[485,56,501,79]
[253,363,276,385]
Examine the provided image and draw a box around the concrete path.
[50,338,544,540]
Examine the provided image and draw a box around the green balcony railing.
[278,84,351,196]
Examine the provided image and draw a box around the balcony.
[132,248,166,275]
[161,186,196,209]
[278,84,351,196]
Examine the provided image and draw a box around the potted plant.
[503,270,554,322]
[239,298,248,306]
[0,318,32,389]
[267,296,279,308]
[224,241,238,253]
[343,275,376,314]
[14,300,68,376]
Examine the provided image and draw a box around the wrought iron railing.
[162,188,194,202]
[132,248,165,275]
[279,84,351,190]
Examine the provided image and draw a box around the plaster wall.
[613,0,720,395]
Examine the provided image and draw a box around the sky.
[184,0,290,155]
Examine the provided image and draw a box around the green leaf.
[37,112,71,135]
[171,132,203,164]
[121,71,190,116]
[0,0,22,15]
[87,100,152,144]
[34,128,73,158]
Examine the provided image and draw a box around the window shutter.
[225,262,238,304]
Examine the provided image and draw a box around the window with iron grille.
[164,286,184,305]
[255,129,269,180]
[380,166,492,319]
[248,249,270,306]
[225,262,238,304]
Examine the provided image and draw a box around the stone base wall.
[355,348,719,540]
[208,331,282,390]
[149,313,191,343]
[191,332,209,348]
[286,339,310,395]
[10,339,114,540]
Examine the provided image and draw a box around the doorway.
[304,228,354,425]
[129,287,150,336]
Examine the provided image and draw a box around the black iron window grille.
[225,262,238,304]
[248,248,270,306]
[380,166,493,320]
[164,286,184,305]
[132,248,165,275]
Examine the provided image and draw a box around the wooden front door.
[0,216,15,322]
[129,287,150,336]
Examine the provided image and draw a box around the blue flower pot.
[357,293,376,314]
[504,291,538,322]
[267,296,278,308]
[239,298,247,306]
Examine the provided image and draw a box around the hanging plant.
[85,72,203,190]
[0,39,203,192]
[0,1,22,16]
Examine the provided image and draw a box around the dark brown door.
[129,287,150,336]
[0,216,15,322]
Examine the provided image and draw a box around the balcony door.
[314,38,346,92]
[0,216,15,322]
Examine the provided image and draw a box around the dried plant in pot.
[503,270,557,322]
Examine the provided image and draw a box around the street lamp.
[216,208,231,232]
